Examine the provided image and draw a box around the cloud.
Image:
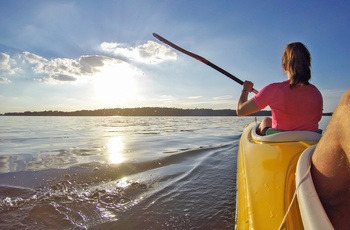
[3,39,175,85]
[0,53,10,67]
[21,52,123,83]
[1,39,176,84]
[22,51,48,65]
[0,52,18,75]
[100,40,177,64]
[0,77,11,84]
[48,74,77,82]
[78,55,111,74]
[188,96,203,99]
[158,95,176,102]
[213,95,232,100]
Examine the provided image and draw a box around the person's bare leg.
[312,88,350,229]
[257,117,272,135]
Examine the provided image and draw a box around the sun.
[93,60,140,105]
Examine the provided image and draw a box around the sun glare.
[107,136,124,164]
[93,61,140,104]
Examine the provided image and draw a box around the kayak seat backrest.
[252,124,322,142]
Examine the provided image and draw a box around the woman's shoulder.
[263,80,289,90]
[268,80,289,86]
[308,83,320,89]
[307,83,322,95]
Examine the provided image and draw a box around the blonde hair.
[282,42,311,88]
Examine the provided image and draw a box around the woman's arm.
[236,81,261,116]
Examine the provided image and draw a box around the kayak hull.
[235,122,321,229]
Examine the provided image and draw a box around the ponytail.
[282,42,311,88]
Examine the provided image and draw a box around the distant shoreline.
[1,107,333,116]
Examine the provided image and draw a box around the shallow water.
[0,116,331,229]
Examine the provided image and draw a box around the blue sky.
[0,0,349,114]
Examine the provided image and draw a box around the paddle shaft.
[153,33,258,94]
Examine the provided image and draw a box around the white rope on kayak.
[277,159,312,230]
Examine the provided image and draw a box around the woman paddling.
[236,42,323,135]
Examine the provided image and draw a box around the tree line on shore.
[3,107,275,116]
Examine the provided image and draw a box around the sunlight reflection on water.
[107,136,124,164]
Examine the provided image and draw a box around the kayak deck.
[236,122,321,229]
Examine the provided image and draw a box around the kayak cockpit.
[251,123,322,143]
[236,122,324,229]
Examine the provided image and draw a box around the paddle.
[153,33,258,94]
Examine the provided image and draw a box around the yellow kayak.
[235,121,328,229]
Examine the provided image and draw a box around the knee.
[339,88,350,105]
[260,117,272,128]
[257,117,272,135]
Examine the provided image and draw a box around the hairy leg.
[311,88,350,229]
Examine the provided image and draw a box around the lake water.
[0,116,331,229]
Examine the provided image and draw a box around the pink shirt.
[253,80,323,131]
